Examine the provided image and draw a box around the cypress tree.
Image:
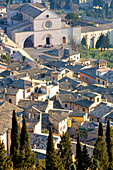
[81,145,93,170]
[81,37,86,46]
[96,34,105,51]
[58,131,73,170]
[98,122,104,137]
[46,127,64,170]
[105,34,110,50]
[0,141,13,170]
[10,110,20,168]
[106,120,113,168]
[19,150,26,169]
[20,115,35,168]
[36,159,46,170]
[93,136,109,170]
[6,156,13,169]
[71,163,76,170]
[76,132,82,170]
[0,141,7,170]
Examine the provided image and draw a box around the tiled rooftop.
[89,102,113,118]
[29,133,59,150]
[18,100,48,111]
[81,23,113,33]
[0,101,23,135]
[49,111,69,122]
[58,93,76,103]
[73,99,94,108]
[80,67,97,78]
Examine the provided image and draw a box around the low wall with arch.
[15,31,34,48]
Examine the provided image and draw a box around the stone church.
[6,2,81,48]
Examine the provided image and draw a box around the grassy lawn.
[79,45,113,68]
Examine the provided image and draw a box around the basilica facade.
[7,3,81,48]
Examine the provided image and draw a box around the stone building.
[6,2,81,48]
[81,23,113,48]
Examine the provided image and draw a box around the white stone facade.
[7,3,81,48]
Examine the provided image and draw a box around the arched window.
[62,37,66,43]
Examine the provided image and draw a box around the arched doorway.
[46,37,50,45]
[24,35,34,48]
[62,37,66,43]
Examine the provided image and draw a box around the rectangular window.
[82,75,84,80]
[94,80,96,84]
[9,99,12,103]
[65,104,67,108]
[77,106,79,110]
[72,103,75,109]
[82,108,85,112]
[97,98,99,102]
[27,89,31,93]
[86,77,88,81]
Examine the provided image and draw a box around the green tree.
[81,145,93,170]
[76,133,82,170]
[20,115,35,168]
[50,0,59,9]
[93,136,109,170]
[71,163,76,170]
[105,34,110,50]
[58,131,73,170]
[36,159,46,170]
[106,120,113,168]
[46,127,64,170]
[93,159,100,170]
[98,122,104,137]
[0,141,7,170]
[81,37,86,46]
[19,150,26,169]
[65,13,79,22]
[22,56,26,62]
[6,156,13,169]
[0,141,13,170]
[10,110,20,168]
[96,34,105,51]
[1,54,11,63]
